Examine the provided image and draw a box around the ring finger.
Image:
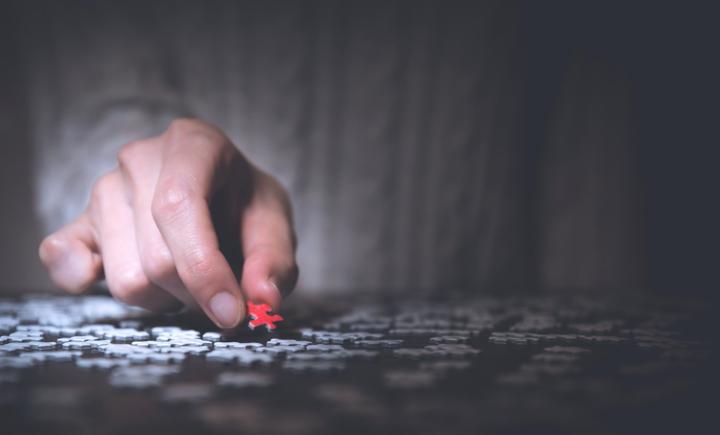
[90,170,181,312]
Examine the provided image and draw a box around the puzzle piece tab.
[246,302,284,332]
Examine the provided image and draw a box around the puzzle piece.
[246,302,284,332]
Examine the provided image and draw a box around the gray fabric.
[10,0,644,295]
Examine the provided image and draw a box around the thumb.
[239,171,298,311]
[240,246,299,311]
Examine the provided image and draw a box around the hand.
[39,118,298,328]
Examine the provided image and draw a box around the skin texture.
[38,119,299,329]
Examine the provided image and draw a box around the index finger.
[151,120,246,328]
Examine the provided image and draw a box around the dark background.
[525,1,718,295]
[0,0,716,297]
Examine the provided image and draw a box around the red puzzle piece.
[247,301,284,331]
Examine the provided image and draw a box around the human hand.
[39,118,298,328]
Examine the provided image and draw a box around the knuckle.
[109,267,152,306]
[90,173,115,204]
[151,181,193,223]
[116,140,147,171]
[89,172,124,213]
[183,249,217,279]
[166,118,228,153]
[167,118,200,135]
[167,117,221,137]
[141,248,175,282]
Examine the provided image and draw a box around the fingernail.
[209,292,241,328]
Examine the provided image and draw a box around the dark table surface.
[1,292,717,435]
